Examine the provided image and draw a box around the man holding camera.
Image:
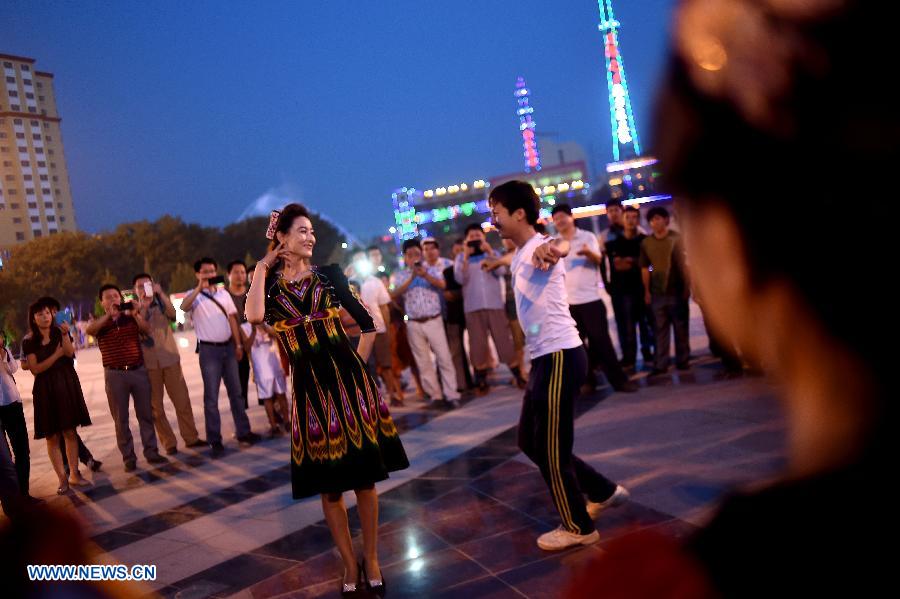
[133,273,205,455]
[454,223,526,393]
[391,240,460,407]
[86,284,168,472]
[180,258,259,456]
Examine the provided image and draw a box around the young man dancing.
[489,181,629,550]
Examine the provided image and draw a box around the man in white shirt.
[349,251,404,405]
[551,204,636,393]
[180,257,259,456]
[489,180,629,552]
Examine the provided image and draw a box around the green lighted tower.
[597,0,642,162]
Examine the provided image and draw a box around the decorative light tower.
[597,0,641,162]
[515,76,541,173]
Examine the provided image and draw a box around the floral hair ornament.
[265,209,282,240]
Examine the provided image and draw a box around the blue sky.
[1,0,675,239]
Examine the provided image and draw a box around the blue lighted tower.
[515,76,541,173]
[597,0,641,162]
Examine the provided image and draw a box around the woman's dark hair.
[27,297,59,340]
[132,273,153,285]
[268,203,312,251]
[34,296,61,311]
[655,1,893,392]
[489,181,540,225]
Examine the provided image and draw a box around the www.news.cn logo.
[27,564,157,582]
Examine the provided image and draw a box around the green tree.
[169,262,198,293]
[0,209,353,341]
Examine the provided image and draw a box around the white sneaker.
[586,485,630,519]
[536,526,600,551]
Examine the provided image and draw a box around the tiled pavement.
[10,301,786,598]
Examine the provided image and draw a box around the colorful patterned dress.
[263,264,409,498]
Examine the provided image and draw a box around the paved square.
[9,303,785,598]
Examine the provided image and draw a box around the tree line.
[0,213,348,343]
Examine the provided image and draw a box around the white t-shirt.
[359,276,391,334]
[563,227,604,306]
[186,286,237,343]
[511,233,583,360]
[0,346,21,407]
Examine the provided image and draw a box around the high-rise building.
[0,53,78,249]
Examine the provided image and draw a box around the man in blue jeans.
[640,207,691,375]
[181,257,260,456]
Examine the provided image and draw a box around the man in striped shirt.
[86,284,168,472]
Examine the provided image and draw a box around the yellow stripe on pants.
[548,351,576,532]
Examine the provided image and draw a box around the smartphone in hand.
[54,308,74,326]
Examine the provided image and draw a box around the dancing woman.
[246,203,408,596]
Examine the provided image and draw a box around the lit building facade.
[390,162,592,251]
[0,53,78,249]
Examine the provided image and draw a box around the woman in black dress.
[246,203,408,596]
[22,298,92,494]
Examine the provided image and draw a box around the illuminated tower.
[515,76,541,173]
[597,1,641,162]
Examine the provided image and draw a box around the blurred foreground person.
[1,503,146,598]
[567,1,894,596]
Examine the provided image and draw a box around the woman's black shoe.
[362,559,386,597]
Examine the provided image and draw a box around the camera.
[118,301,135,311]
[207,275,225,286]
[467,240,485,256]
[413,261,423,268]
